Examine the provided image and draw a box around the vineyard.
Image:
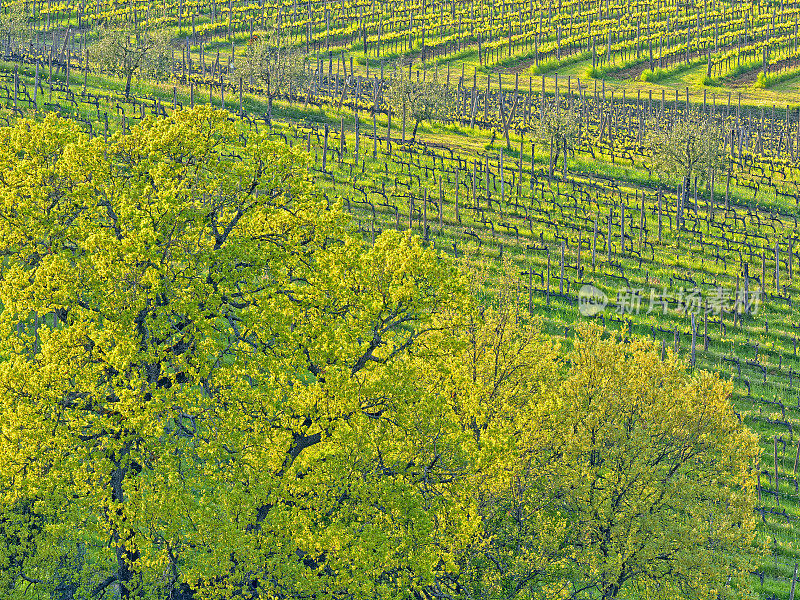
[2,0,800,597]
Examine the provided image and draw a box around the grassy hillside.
[2,0,800,595]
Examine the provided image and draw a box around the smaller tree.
[547,324,762,600]
[534,100,581,179]
[0,3,32,48]
[93,26,172,97]
[445,266,568,600]
[645,110,726,225]
[385,65,455,141]
[240,26,308,124]
[441,280,762,600]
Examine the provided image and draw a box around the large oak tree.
[0,107,470,599]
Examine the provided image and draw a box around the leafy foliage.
[384,65,457,140]
[0,107,468,599]
[645,109,728,186]
[0,3,32,47]
[550,324,762,600]
[455,319,762,600]
[92,26,173,97]
[0,108,761,600]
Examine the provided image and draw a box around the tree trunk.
[109,461,141,599]
[681,175,690,227]
[412,118,420,140]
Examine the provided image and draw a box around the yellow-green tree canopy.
[0,107,471,599]
[461,322,762,600]
[0,108,761,600]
